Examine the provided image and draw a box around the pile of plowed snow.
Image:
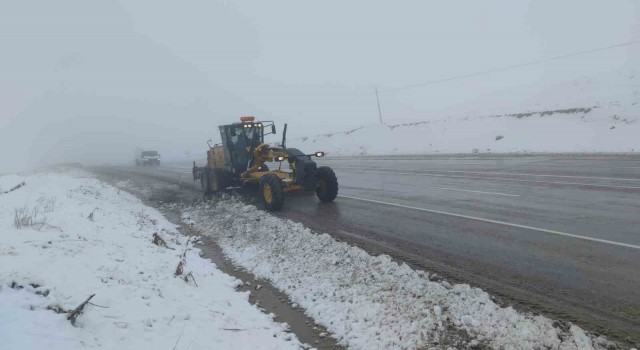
[183,198,621,350]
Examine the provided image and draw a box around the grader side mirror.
[271,124,276,134]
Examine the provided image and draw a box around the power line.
[381,39,640,93]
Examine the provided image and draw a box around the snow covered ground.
[0,174,25,194]
[0,170,302,350]
[289,68,640,155]
[182,198,627,350]
[3,169,634,349]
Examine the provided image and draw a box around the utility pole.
[375,87,383,125]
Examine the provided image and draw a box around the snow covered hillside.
[290,68,640,155]
[182,198,624,350]
[0,171,301,350]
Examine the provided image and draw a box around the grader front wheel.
[316,166,338,202]
[260,173,285,211]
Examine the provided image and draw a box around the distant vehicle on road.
[136,151,160,166]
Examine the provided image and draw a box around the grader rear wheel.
[200,172,209,193]
[209,171,219,192]
[260,173,284,211]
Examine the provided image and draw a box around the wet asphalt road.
[102,154,640,345]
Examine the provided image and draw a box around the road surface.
[99,154,640,345]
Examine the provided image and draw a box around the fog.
[1,0,638,172]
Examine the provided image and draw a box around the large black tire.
[210,169,226,193]
[200,170,210,193]
[260,173,285,211]
[316,166,338,202]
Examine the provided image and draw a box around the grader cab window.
[220,123,265,173]
[229,127,244,146]
[244,125,264,146]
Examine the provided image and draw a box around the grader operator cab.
[192,116,338,211]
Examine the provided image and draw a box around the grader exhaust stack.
[282,123,287,148]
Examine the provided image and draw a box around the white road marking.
[336,168,640,190]
[412,169,640,181]
[406,172,640,190]
[334,166,640,181]
[160,169,193,175]
[338,195,640,250]
[418,185,520,197]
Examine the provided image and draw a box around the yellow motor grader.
[192,116,338,211]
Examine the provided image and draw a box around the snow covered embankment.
[290,68,640,155]
[184,199,621,350]
[290,105,640,156]
[0,171,301,350]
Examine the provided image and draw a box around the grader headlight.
[314,152,325,157]
[275,155,285,162]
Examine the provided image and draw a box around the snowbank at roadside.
[184,198,620,350]
[0,174,25,194]
[0,171,302,350]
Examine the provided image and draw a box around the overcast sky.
[1,0,638,171]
